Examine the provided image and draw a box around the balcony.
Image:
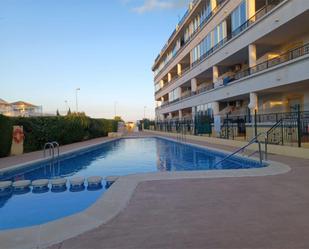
[233,43,309,82]
[154,0,285,97]
[157,83,214,110]
[155,66,190,95]
[156,42,309,111]
[153,0,227,81]
[153,0,200,66]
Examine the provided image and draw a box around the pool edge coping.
[0,137,121,175]
[0,135,291,249]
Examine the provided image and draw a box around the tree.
[67,108,72,116]
[142,118,150,130]
[114,116,123,122]
[56,109,60,116]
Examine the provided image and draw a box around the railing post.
[194,114,197,135]
[244,115,247,140]
[258,141,262,165]
[226,114,229,139]
[281,120,284,145]
[254,110,258,137]
[265,135,268,161]
[297,104,302,147]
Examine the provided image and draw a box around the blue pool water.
[0,138,264,230]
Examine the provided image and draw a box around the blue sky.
[0,0,189,121]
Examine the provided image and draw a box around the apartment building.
[152,0,309,123]
[0,99,43,117]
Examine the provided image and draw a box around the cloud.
[130,0,190,14]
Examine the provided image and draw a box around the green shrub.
[141,119,154,130]
[0,114,118,156]
[0,115,14,157]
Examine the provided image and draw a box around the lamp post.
[143,106,147,120]
[65,100,71,115]
[114,101,118,118]
[75,88,80,113]
[65,100,69,111]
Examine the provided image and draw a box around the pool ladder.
[176,126,187,143]
[43,141,60,161]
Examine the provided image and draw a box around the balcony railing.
[153,0,227,81]
[196,83,215,94]
[155,66,190,94]
[234,43,309,81]
[157,83,214,110]
[155,0,285,97]
[192,0,284,67]
[155,0,200,65]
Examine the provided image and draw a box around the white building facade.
[152,0,309,122]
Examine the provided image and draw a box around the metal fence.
[153,108,309,147]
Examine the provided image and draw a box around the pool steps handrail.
[176,124,187,143]
[51,141,60,158]
[43,142,54,158]
[43,141,60,161]
[214,133,266,167]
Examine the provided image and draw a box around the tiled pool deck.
[52,165,309,249]
[1,132,309,249]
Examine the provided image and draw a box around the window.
[200,40,204,59]
[155,83,161,92]
[197,103,213,116]
[184,27,190,42]
[192,15,200,33]
[204,34,212,54]
[168,88,180,102]
[168,92,173,102]
[213,21,226,46]
[192,46,199,63]
[192,32,212,64]
[172,44,177,57]
[205,0,212,20]
[231,0,247,32]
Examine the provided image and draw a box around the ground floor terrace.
[154,83,309,148]
[0,132,309,249]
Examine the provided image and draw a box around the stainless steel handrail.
[44,142,54,158]
[51,141,60,158]
[43,141,60,161]
[214,133,265,167]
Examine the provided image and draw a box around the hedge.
[139,119,155,130]
[0,115,14,157]
[0,114,118,157]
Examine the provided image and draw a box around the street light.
[76,88,80,113]
[64,100,69,111]
[143,106,147,120]
[114,101,118,118]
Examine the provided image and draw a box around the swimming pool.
[0,137,264,230]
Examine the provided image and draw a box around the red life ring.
[13,127,24,144]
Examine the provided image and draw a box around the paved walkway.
[0,137,114,170]
[47,133,309,249]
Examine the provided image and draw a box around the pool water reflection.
[0,138,263,230]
